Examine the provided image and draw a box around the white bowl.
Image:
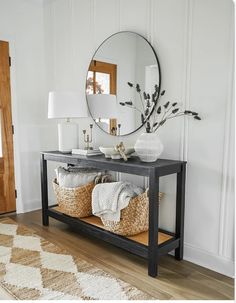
[99,146,135,159]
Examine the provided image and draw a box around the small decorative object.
[115,142,128,161]
[110,123,122,136]
[99,146,135,159]
[83,124,93,150]
[134,89,201,162]
[48,91,88,153]
[117,124,121,136]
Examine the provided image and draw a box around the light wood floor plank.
[1,210,234,300]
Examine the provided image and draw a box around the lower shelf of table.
[81,215,173,246]
[51,206,173,246]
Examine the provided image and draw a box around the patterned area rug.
[0,217,153,300]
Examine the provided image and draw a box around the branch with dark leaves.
[119,101,143,115]
[119,84,201,133]
[119,82,161,127]
[152,100,201,132]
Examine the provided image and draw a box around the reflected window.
[95,72,110,94]
[86,60,117,135]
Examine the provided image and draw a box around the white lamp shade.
[87,94,117,119]
[48,91,88,119]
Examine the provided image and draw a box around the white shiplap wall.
[43,0,234,277]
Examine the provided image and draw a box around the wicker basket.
[101,190,163,236]
[52,179,95,218]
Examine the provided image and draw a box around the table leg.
[40,154,49,226]
[148,169,159,277]
[175,163,186,260]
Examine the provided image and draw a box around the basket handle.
[144,188,164,201]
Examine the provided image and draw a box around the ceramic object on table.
[99,147,135,159]
[134,132,163,162]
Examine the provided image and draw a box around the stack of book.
[72,149,102,156]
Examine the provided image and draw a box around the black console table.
[40,151,186,277]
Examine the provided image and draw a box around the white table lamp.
[48,91,88,153]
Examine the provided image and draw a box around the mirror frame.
[85,31,162,136]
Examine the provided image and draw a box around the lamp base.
[58,122,78,153]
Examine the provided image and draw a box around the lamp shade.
[87,94,117,119]
[48,91,88,119]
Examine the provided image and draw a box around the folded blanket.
[92,181,144,222]
[55,167,105,188]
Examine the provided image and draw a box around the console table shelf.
[81,215,173,245]
[41,151,186,277]
[52,207,173,245]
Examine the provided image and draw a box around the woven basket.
[101,190,163,236]
[52,179,95,218]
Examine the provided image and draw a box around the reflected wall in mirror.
[86,31,161,136]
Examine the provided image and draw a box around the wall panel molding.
[218,4,235,258]
[90,0,95,51]
[118,0,121,31]
[180,0,194,162]
[146,0,154,45]
[143,0,154,189]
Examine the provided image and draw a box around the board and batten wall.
[43,0,234,277]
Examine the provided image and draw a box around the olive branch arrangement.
[119,82,201,133]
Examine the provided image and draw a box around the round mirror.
[86,31,161,136]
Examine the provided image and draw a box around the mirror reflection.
[86,31,161,136]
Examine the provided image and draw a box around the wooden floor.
[2,210,234,300]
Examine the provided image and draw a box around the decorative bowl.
[99,146,135,159]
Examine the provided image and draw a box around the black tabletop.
[42,151,186,177]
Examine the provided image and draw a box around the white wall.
[43,0,234,277]
[0,0,57,213]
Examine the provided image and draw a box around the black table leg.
[148,168,159,277]
[175,163,186,260]
[40,154,49,226]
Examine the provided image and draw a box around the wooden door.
[0,41,16,213]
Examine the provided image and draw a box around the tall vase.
[134,132,164,162]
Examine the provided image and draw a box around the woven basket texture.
[52,179,95,218]
[101,191,163,236]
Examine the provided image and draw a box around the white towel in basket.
[92,181,144,222]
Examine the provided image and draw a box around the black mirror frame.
[85,31,162,137]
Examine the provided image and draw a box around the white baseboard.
[17,200,55,214]
[17,200,42,214]
[184,243,234,278]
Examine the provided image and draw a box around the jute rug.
[0,217,153,300]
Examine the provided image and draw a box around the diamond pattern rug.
[0,217,153,300]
